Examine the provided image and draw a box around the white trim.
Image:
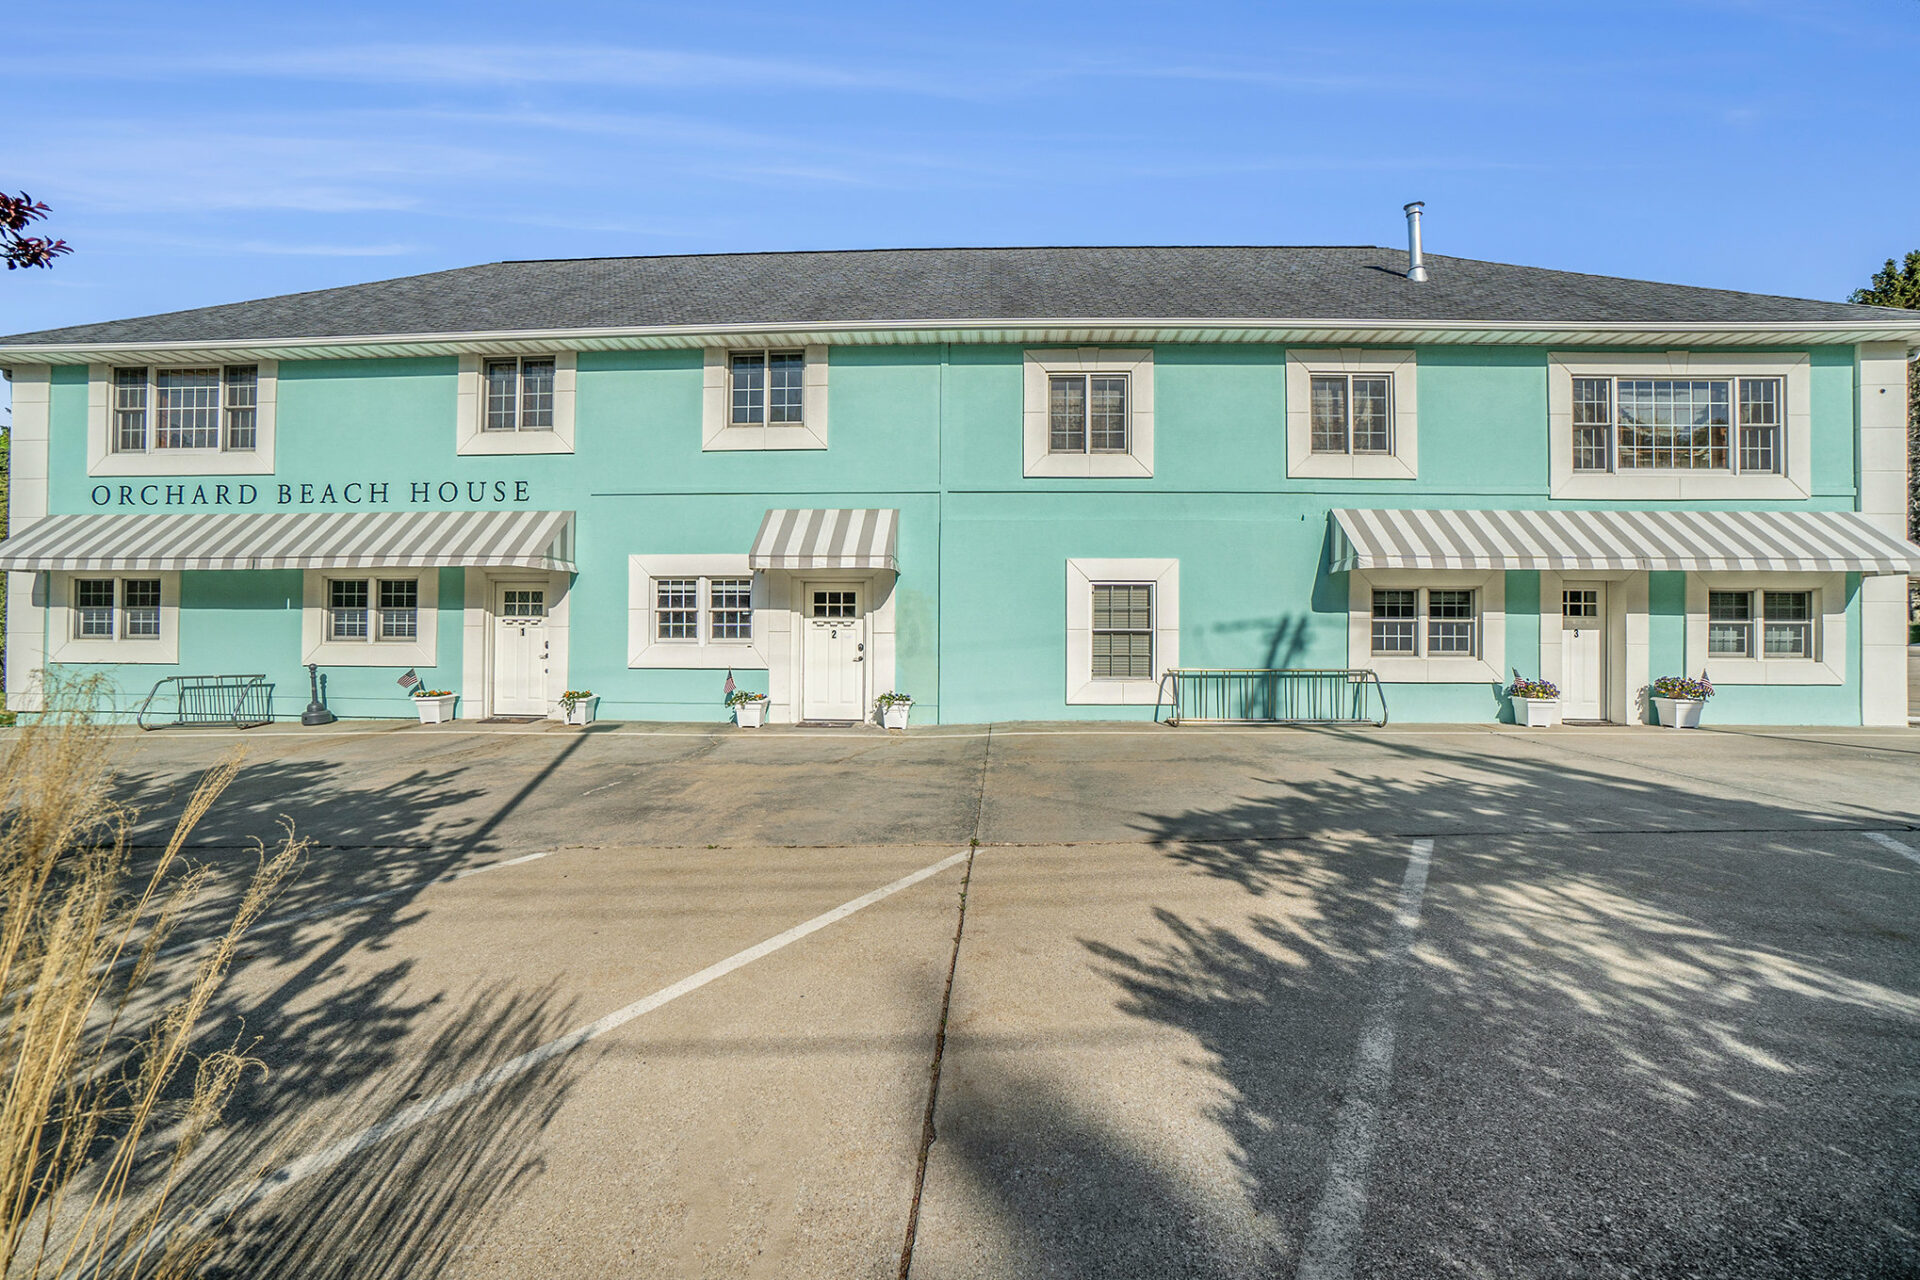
[47,570,180,665]
[628,554,768,669]
[1684,571,1846,686]
[301,568,439,667]
[6,364,51,711]
[1065,558,1179,705]
[1539,569,1643,724]
[1286,349,1419,479]
[10,318,1919,367]
[1547,351,1812,500]
[1348,569,1505,683]
[455,352,575,455]
[1024,349,1154,478]
[701,346,829,451]
[86,360,277,476]
[760,569,896,724]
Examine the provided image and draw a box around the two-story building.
[2,232,1917,727]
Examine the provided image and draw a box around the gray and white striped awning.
[1331,508,1920,575]
[0,509,575,572]
[749,509,899,571]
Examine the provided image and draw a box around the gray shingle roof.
[1,245,1908,346]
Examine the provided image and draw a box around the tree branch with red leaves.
[1,193,72,270]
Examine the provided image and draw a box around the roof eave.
[4,317,1917,367]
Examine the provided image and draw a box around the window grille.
[1370,589,1416,654]
[1761,590,1811,658]
[709,578,753,641]
[1049,374,1128,454]
[1707,590,1753,656]
[76,579,117,638]
[379,579,419,639]
[1427,589,1476,656]
[123,579,162,638]
[329,580,370,640]
[1311,374,1393,455]
[656,579,698,640]
[730,351,805,426]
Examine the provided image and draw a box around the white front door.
[1561,585,1605,721]
[492,584,549,716]
[801,584,865,722]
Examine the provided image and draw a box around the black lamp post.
[301,662,335,726]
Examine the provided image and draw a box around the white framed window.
[628,554,766,668]
[1025,349,1154,478]
[1286,350,1418,479]
[1349,570,1504,682]
[1568,375,1784,474]
[88,362,277,476]
[302,569,438,667]
[483,356,557,432]
[1310,373,1393,455]
[1688,573,1843,684]
[49,571,180,664]
[1549,352,1810,500]
[456,352,575,455]
[703,347,828,450]
[1065,558,1178,705]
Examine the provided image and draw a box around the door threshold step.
[796,720,863,728]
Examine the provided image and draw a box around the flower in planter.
[875,692,913,709]
[558,689,595,714]
[412,689,453,698]
[725,689,768,706]
[1651,673,1715,701]
[1504,673,1559,700]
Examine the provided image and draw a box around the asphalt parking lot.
[88,719,1920,1279]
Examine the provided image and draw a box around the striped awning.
[1330,508,1920,575]
[749,509,899,571]
[0,509,575,572]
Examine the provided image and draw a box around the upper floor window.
[730,350,806,427]
[1023,349,1155,478]
[483,357,556,432]
[1310,373,1392,455]
[1049,374,1129,455]
[1571,375,1783,474]
[111,366,258,454]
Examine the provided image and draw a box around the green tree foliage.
[1850,251,1920,543]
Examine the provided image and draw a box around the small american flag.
[1699,669,1714,695]
[723,670,736,699]
[397,668,420,692]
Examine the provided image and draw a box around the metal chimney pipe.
[1403,201,1427,282]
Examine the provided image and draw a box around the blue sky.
[4,0,1917,357]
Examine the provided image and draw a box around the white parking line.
[194,846,972,1228]
[1864,831,1920,867]
[1296,837,1436,1280]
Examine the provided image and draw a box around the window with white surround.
[1549,352,1810,499]
[629,555,766,668]
[456,352,575,455]
[302,570,438,667]
[1286,350,1417,479]
[1349,570,1503,682]
[703,347,828,450]
[1568,375,1784,473]
[49,571,180,664]
[1685,573,1844,685]
[1024,350,1154,478]
[1065,558,1178,704]
[483,357,556,432]
[88,363,277,476]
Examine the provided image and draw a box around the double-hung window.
[1708,589,1813,659]
[1310,374,1392,454]
[483,357,556,432]
[1571,375,1785,474]
[111,366,259,454]
[730,350,806,427]
[1370,587,1477,658]
[72,578,163,641]
[653,575,753,645]
[1049,373,1129,455]
[328,578,419,644]
[1090,583,1153,679]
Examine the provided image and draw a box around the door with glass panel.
[1561,586,1606,721]
[801,584,865,722]
[491,584,548,717]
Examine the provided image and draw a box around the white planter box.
[733,699,767,728]
[562,695,598,726]
[1653,696,1704,729]
[413,694,457,724]
[879,700,911,730]
[1516,697,1561,728]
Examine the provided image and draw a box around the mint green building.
[2,236,1916,727]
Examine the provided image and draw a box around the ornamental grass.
[0,678,301,1278]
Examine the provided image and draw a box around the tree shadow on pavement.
[928,733,1920,1278]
